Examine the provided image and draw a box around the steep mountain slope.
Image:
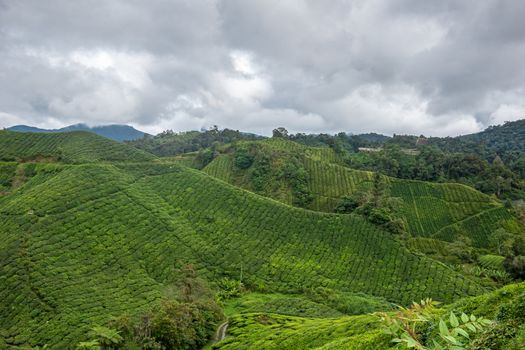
[201,139,520,250]
[0,161,486,348]
[0,130,156,163]
[7,123,149,141]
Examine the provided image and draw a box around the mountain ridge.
[6,123,149,141]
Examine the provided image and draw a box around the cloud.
[1,0,525,136]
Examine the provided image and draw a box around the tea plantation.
[0,130,155,163]
[202,139,520,249]
[0,132,523,348]
[0,160,488,347]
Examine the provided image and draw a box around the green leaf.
[455,328,470,339]
[466,323,477,332]
[439,319,450,336]
[460,313,469,323]
[449,346,466,350]
[405,337,418,348]
[470,314,476,322]
[450,312,459,327]
[443,335,460,345]
[432,339,445,350]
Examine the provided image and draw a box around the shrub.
[234,147,254,169]
[378,299,492,350]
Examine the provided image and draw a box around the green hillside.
[0,160,489,348]
[1,131,523,348]
[201,139,520,251]
[213,281,525,350]
[214,313,390,350]
[0,130,156,163]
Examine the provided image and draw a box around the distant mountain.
[425,119,525,156]
[6,123,149,141]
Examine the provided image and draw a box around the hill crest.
[7,123,149,141]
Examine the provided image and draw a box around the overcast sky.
[1,0,524,136]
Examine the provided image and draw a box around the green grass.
[0,130,156,163]
[0,161,488,347]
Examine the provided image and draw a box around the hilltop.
[0,130,155,163]
[127,127,263,156]
[429,119,525,156]
[7,123,149,142]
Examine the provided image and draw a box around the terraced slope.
[0,162,485,348]
[0,130,155,163]
[202,139,519,248]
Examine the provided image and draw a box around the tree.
[272,127,289,138]
[176,264,210,303]
[234,147,254,169]
[489,228,514,256]
[335,191,369,213]
[371,172,387,205]
[335,176,406,235]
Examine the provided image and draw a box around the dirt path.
[214,321,228,344]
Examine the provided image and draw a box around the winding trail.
[214,321,229,344]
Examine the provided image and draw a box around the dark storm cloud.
[0,0,524,136]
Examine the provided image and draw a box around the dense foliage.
[127,126,262,157]
[76,265,223,350]
[378,298,492,349]
[285,121,525,200]
[335,173,406,234]
[346,144,524,200]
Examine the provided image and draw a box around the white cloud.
[230,50,258,75]
[490,104,525,126]
[1,0,524,136]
